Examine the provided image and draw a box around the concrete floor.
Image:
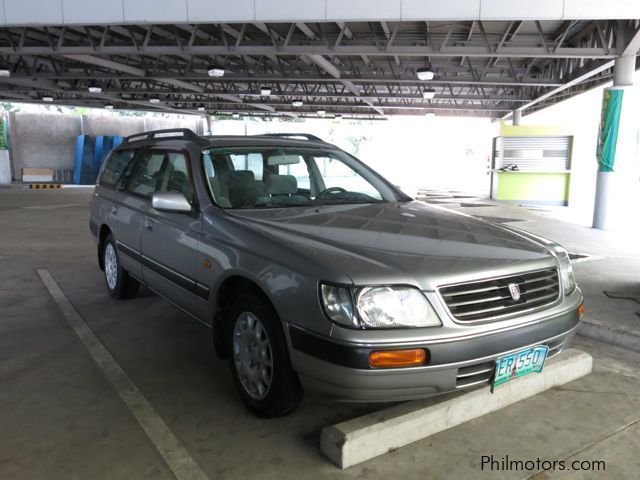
[1,187,639,479]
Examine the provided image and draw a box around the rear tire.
[102,234,139,300]
[227,293,302,417]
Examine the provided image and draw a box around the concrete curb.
[579,319,640,354]
[320,349,593,469]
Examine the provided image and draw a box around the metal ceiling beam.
[506,59,616,118]
[622,22,640,56]
[0,45,615,59]
[62,54,207,95]
[0,96,501,118]
[0,19,629,118]
[0,75,202,115]
[307,54,385,114]
[61,54,145,76]
[3,87,530,103]
[12,73,562,88]
[307,55,342,78]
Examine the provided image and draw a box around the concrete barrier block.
[321,349,593,469]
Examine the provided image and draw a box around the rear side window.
[99,150,137,188]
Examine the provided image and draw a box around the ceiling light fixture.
[105,105,114,110]
[197,106,206,112]
[292,100,303,107]
[317,110,326,116]
[260,87,272,96]
[207,67,225,78]
[417,68,435,81]
[422,89,436,100]
[0,69,11,77]
[424,112,435,117]
[42,96,54,102]
[149,98,160,104]
[232,113,240,118]
[88,86,102,93]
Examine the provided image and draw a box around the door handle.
[144,219,156,230]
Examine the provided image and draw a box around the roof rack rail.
[124,128,200,143]
[255,133,325,142]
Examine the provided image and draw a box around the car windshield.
[201,146,401,209]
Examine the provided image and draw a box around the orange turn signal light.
[369,349,428,368]
[578,302,585,318]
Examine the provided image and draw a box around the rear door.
[139,149,201,313]
[91,148,137,239]
[104,149,151,278]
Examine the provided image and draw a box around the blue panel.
[93,135,105,182]
[74,135,124,185]
[73,135,97,185]
[73,135,85,184]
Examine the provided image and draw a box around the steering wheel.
[316,186,347,198]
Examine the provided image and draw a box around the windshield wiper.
[316,199,385,206]
[234,202,316,209]
[234,203,272,209]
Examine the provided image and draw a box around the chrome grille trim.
[439,267,561,323]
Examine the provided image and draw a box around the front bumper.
[288,293,583,401]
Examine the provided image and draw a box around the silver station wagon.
[90,129,584,417]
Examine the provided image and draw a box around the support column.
[592,55,634,230]
[512,110,521,126]
[613,54,635,86]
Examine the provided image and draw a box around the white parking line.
[36,269,210,480]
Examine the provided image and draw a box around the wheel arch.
[212,274,279,358]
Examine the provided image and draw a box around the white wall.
[519,72,640,223]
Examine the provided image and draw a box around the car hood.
[228,201,556,290]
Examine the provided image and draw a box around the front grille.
[456,361,495,388]
[455,337,568,389]
[439,267,560,323]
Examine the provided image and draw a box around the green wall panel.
[496,172,570,204]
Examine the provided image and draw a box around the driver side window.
[124,151,194,203]
[125,152,166,198]
[316,157,382,200]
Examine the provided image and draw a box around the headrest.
[265,174,297,195]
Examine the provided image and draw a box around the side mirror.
[151,192,192,213]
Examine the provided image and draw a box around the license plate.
[493,345,549,388]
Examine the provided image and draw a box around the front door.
[137,150,201,313]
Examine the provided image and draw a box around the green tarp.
[596,88,624,173]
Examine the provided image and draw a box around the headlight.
[552,245,576,295]
[356,286,442,328]
[320,284,442,329]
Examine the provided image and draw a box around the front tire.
[227,294,302,417]
[102,234,139,299]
